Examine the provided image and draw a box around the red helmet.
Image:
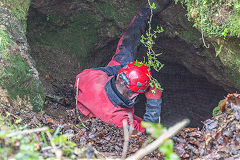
[118,61,151,93]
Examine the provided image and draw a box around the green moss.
[175,0,240,38]
[96,0,141,26]
[0,54,45,112]
[98,2,121,22]
[28,12,100,65]
[0,29,44,112]
[179,31,201,47]
[0,29,12,56]
[225,49,240,89]
[2,0,31,32]
[176,13,202,47]
[213,38,240,90]
[45,14,66,26]
[212,99,224,117]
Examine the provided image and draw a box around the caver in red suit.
[75,7,164,132]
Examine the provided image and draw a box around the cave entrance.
[134,61,227,127]
[26,3,228,128]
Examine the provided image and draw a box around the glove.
[143,98,162,123]
[145,86,162,99]
[143,86,162,123]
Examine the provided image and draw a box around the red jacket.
[75,8,161,132]
[75,61,145,132]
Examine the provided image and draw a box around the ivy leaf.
[141,35,146,40]
[158,139,174,154]
[160,27,164,32]
[151,3,156,9]
[141,121,165,138]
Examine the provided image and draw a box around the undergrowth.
[0,111,81,159]
[2,0,31,32]
[175,0,240,38]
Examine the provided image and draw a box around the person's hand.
[145,85,162,99]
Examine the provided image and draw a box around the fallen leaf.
[130,135,138,138]
[34,143,41,151]
[47,119,54,124]
[45,72,52,79]
[6,96,14,106]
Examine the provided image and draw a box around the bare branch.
[125,119,189,160]
[46,131,62,160]
[121,113,134,159]
[75,78,80,123]
[6,127,49,137]
[121,119,130,159]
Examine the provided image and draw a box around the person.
[75,0,169,132]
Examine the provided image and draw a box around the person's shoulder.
[78,68,107,79]
[80,68,104,74]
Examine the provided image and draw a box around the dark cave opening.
[134,61,227,128]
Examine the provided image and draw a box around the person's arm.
[143,86,162,123]
[107,8,151,67]
[91,65,122,76]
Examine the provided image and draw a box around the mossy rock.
[175,0,240,38]
[1,0,31,32]
[27,0,142,69]
[0,3,45,111]
[216,38,240,90]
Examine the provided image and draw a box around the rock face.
[171,0,240,92]
[27,0,240,92]
[0,1,44,111]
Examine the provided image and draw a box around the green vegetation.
[0,55,45,112]
[28,12,100,66]
[0,112,79,159]
[177,13,202,47]
[141,122,179,160]
[212,99,225,117]
[2,0,31,32]
[96,0,141,27]
[0,28,45,112]
[175,0,240,38]
[0,28,12,57]
[174,0,240,90]
[215,38,240,90]
[27,0,141,69]
[139,3,181,158]
[140,1,165,92]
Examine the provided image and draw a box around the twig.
[121,113,134,159]
[46,131,62,160]
[75,78,80,123]
[200,7,210,48]
[128,113,134,135]
[6,127,49,137]
[125,119,189,160]
[121,119,130,159]
[201,27,210,48]
[74,78,89,129]
[147,0,153,37]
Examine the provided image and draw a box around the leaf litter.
[1,81,240,159]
